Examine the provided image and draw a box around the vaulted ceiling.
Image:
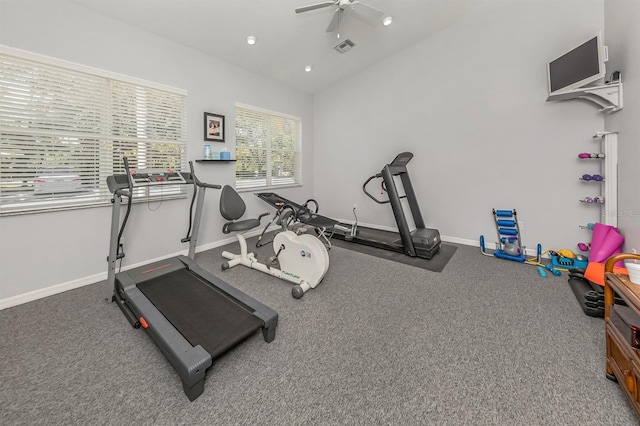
[73,0,473,94]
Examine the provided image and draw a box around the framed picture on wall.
[204,112,225,142]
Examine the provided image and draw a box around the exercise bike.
[219,185,329,299]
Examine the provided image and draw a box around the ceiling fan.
[295,0,385,33]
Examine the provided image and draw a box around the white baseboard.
[0,272,107,311]
[442,235,481,247]
[0,226,540,310]
[0,227,271,311]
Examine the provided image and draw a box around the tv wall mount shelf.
[547,80,623,113]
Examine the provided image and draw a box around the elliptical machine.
[219,185,329,299]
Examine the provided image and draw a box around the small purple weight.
[581,174,604,181]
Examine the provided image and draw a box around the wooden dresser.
[604,253,640,417]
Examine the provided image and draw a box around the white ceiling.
[73,0,473,94]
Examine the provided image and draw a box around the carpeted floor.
[0,242,637,425]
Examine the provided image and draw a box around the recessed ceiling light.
[304,65,313,72]
[382,16,393,26]
[247,36,257,45]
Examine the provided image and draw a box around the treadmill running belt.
[334,227,403,249]
[138,269,263,358]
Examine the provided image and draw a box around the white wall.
[3,0,636,308]
[313,0,608,252]
[605,0,640,252]
[0,0,314,305]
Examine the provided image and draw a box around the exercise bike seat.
[220,185,266,233]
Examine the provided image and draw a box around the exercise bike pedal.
[266,256,280,270]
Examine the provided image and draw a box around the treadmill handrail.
[188,161,222,190]
[362,174,409,205]
[362,153,414,204]
[363,175,390,204]
[106,159,221,293]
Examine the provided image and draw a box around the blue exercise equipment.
[480,209,526,262]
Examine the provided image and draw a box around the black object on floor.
[330,237,457,273]
[567,275,627,318]
[568,276,604,317]
[115,257,278,401]
[106,166,278,402]
[138,268,263,358]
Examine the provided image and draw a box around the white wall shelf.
[547,82,623,113]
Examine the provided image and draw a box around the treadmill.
[106,158,278,401]
[332,152,441,259]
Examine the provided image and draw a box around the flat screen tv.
[547,32,607,95]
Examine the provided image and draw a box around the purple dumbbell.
[577,243,590,251]
[581,174,604,181]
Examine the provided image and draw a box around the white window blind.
[0,46,187,215]
[235,103,302,190]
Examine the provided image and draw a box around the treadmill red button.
[139,317,149,329]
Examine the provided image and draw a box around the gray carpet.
[0,243,637,425]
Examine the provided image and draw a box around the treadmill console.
[106,169,190,193]
[390,152,413,167]
[129,171,187,187]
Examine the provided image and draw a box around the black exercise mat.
[329,238,457,273]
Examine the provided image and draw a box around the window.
[0,46,187,216]
[235,103,302,190]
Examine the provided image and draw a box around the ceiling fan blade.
[325,9,343,32]
[351,1,384,25]
[295,1,336,14]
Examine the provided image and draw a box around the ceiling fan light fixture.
[304,65,313,72]
[246,36,257,45]
[382,16,393,26]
